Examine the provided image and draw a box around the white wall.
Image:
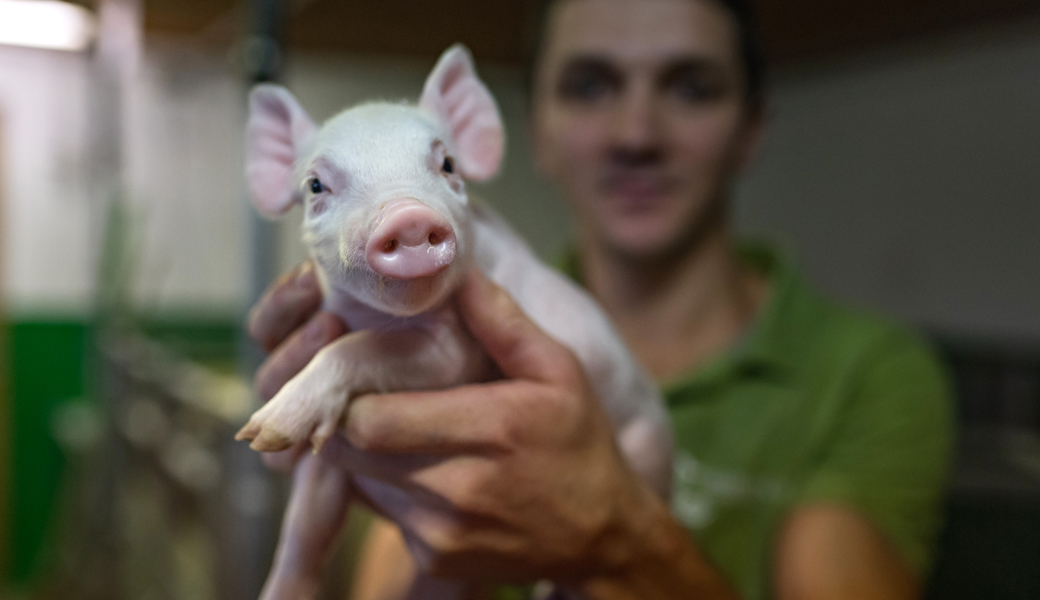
[122,42,248,314]
[0,40,250,316]
[0,45,93,314]
[0,22,1037,342]
[736,25,1040,340]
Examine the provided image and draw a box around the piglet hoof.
[235,421,293,452]
[235,377,348,453]
[234,414,294,452]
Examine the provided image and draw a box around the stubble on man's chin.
[601,191,732,273]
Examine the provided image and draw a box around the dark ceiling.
[76,0,1040,65]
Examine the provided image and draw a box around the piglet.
[236,44,673,599]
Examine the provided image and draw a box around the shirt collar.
[556,243,812,396]
[732,244,803,378]
[662,244,805,395]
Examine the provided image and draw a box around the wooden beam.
[757,0,1040,62]
[92,0,1040,65]
[281,0,535,64]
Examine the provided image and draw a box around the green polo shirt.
[550,245,954,600]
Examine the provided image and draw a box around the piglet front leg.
[260,452,352,600]
[237,315,491,453]
[235,332,358,452]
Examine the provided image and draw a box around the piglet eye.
[309,178,324,194]
[442,157,454,174]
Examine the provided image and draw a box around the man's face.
[531,0,764,261]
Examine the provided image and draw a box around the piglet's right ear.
[246,84,317,217]
[420,45,504,182]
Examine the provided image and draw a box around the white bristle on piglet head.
[245,44,505,317]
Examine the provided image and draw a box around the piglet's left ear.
[246,84,317,217]
[420,44,505,182]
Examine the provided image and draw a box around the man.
[248,0,953,598]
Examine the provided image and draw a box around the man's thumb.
[456,270,574,382]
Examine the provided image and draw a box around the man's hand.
[322,271,739,598]
[247,261,348,471]
[331,269,639,580]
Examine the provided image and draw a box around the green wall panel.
[7,320,90,583]
[4,315,239,586]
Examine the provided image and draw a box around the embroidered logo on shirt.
[671,451,790,529]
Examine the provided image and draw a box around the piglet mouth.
[365,199,457,280]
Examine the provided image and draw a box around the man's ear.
[419,44,505,182]
[246,84,318,217]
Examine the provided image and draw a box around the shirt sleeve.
[798,330,955,575]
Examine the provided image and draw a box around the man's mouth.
[601,172,675,209]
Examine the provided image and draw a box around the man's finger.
[327,438,503,544]
[323,435,452,485]
[248,261,323,352]
[455,270,577,383]
[345,380,557,455]
[255,311,347,401]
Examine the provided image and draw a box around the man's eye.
[310,178,324,194]
[671,78,716,102]
[663,67,725,104]
[442,157,454,174]
[557,65,619,102]
[562,77,609,100]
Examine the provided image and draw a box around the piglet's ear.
[420,44,505,182]
[246,84,317,217]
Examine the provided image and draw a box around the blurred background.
[0,0,1038,598]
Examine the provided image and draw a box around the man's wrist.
[581,478,740,600]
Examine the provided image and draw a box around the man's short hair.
[525,0,767,105]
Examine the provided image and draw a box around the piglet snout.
[366,199,457,279]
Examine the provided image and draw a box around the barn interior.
[1,0,1039,598]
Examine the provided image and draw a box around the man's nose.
[609,86,662,151]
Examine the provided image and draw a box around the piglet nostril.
[428,231,444,246]
[383,239,398,253]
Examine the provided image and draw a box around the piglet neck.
[321,288,449,332]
